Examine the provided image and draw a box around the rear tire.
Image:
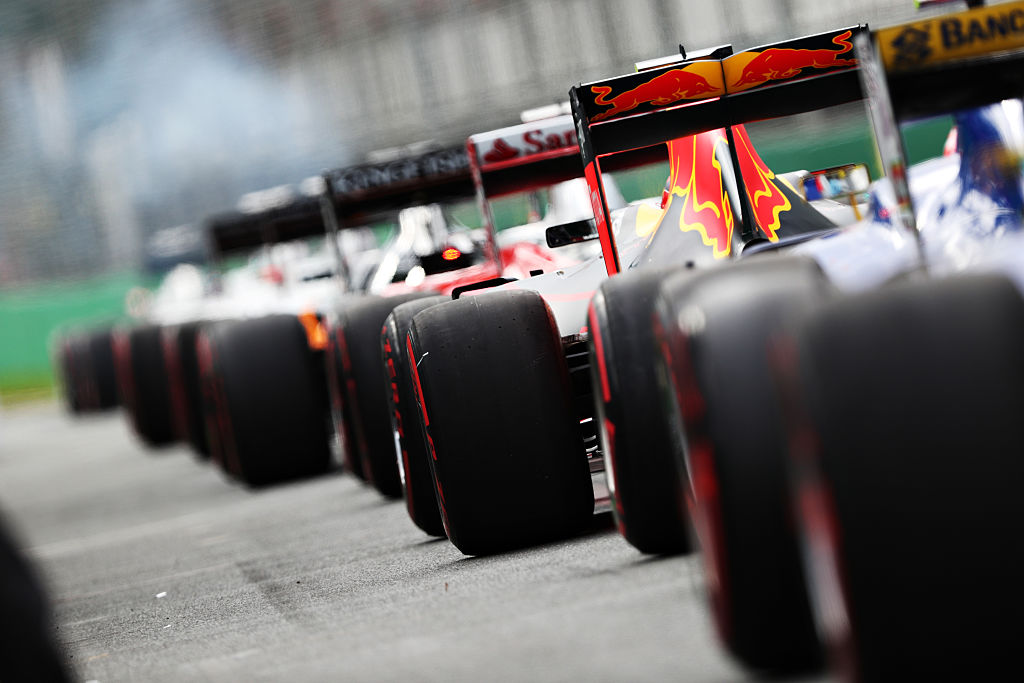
[383,296,448,536]
[789,273,1024,681]
[162,322,209,457]
[333,293,437,498]
[55,333,87,414]
[198,315,331,486]
[114,325,176,447]
[589,266,690,555]
[656,256,828,674]
[56,327,117,413]
[326,319,364,479]
[86,327,118,410]
[407,290,593,555]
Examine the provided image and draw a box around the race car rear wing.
[321,144,474,226]
[467,115,582,200]
[570,26,866,273]
[466,115,584,269]
[856,0,1024,255]
[208,145,475,257]
[872,0,1024,121]
[466,113,670,258]
[466,113,668,199]
[207,191,323,256]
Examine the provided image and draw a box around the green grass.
[0,270,146,406]
[0,372,57,406]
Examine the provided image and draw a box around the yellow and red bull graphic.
[658,130,734,259]
[731,124,791,241]
[589,61,724,123]
[725,29,858,93]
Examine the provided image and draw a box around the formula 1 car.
[192,179,380,484]
[192,144,491,487]
[382,112,620,536]
[323,134,600,501]
[399,32,863,557]
[107,178,347,460]
[715,5,1024,679]
[316,145,482,495]
[110,263,224,451]
[564,27,872,674]
[601,2,1024,678]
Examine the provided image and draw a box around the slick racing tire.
[589,266,691,555]
[656,257,829,674]
[0,513,72,682]
[383,296,448,537]
[407,290,594,555]
[326,320,364,480]
[162,322,209,458]
[84,326,118,410]
[197,315,331,487]
[334,293,438,498]
[113,324,176,447]
[55,333,87,414]
[787,273,1024,682]
[56,328,117,413]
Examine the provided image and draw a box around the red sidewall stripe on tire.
[772,337,859,680]
[658,313,733,643]
[383,330,415,520]
[197,332,241,476]
[587,301,626,534]
[337,326,373,484]
[162,333,189,441]
[406,331,450,538]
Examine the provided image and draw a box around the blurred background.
[0,0,943,403]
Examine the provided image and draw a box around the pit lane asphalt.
[0,403,832,682]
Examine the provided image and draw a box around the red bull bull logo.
[732,125,791,240]
[590,62,724,123]
[657,130,734,258]
[726,30,856,92]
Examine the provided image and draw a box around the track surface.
[0,403,830,682]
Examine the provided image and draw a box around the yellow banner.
[878,1,1024,72]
